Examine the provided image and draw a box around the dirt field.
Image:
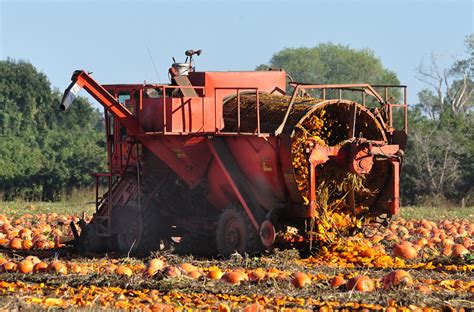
[0,204,472,311]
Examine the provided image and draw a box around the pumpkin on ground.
[382,270,414,290]
[346,275,375,292]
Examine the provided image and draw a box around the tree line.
[0,59,106,201]
[0,36,472,205]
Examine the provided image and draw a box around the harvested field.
[0,210,472,311]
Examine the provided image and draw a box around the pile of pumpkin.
[0,213,80,251]
[3,254,467,295]
[2,278,459,311]
[377,218,472,259]
[304,217,472,271]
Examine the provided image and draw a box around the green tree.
[256,43,400,104]
[404,34,474,206]
[0,59,106,201]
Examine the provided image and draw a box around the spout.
[60,70,85,110]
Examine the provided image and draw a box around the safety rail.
[214,87,264,137]
[372,85,408,133]
[104,84,206,135]
[275,82,408,135]
[91,172,121,237]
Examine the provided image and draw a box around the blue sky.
[1,0,472,106]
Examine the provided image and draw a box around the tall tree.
[404,34,474,205]
[416,35,474,116]
[0,59,106,201]
[256,43,400,103]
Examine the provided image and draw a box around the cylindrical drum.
[222,93,390,215]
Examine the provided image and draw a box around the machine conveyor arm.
[60,70,204,187]
[61,70,140,135]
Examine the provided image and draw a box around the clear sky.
[1,0,472,106]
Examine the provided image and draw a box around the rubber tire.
[138,197,172,254]
[111,196,172,256]
[78,223,108,253]
[111,200,144,255]
[216,205,263,256]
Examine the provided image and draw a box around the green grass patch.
[0,189,97,217]
[0,201,96,217]
[400,205,474,221]
[1,195,472,223]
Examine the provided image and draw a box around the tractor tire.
[139,197,175,254]
[111,196,164,256]
[216,204,263,256]
[111,199,143,255]
[78,223,108,253]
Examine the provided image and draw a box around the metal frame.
[276,82,408,135]
[214,87,262,136]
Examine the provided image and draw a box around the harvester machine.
[61,50,408,255]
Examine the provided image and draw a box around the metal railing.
[214,87,265,137]
[275,82,408,135]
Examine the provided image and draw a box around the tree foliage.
[258,43,399,85]
[0,59,105,201]
[257,43,400,104]
[405,34,474,206]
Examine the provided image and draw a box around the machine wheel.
[78,223,108,253]
[111,196,164,255]
[216,204,263,256]
[112,200,143,255]
[140,197,175,253]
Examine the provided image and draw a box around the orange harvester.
[61,50,408,255]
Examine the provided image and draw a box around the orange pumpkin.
[207,269,224,280]
[101,263,118,274]
[19,228,32,240]
[221,271,247,285]
[116,265,133,277]
[346,275,375,292]
[415,285,432,294]
[393,241,418,259]
[79,267,91,275]
[276,272,290,282]
[248,269,266,282]
[49,261,68,275]
[145,266,160,278]
[22,239,33,250]
[8,238,22,250]
[24,255,41,265]
[33,240,47,250]
[330,276,346,288]
[148,259,165,271]
[382,270,414,290]
[18,260,34,274]
[186,270,202,279]
[3,261,17,272]
[71,264,82,274]
[33,262,49,273]
[162,266,181,278]
[452,244,468,257]
[179,263,197,273]
[291,272,311,288]
[442,245,453,257]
